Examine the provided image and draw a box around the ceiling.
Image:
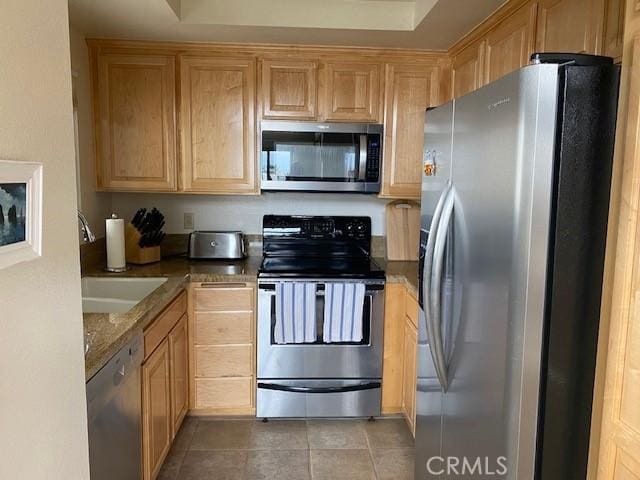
[68,0,506,50]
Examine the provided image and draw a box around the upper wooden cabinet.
[321,61,383,122]
[179,56,257,193]
[94,53,177,191]
[452,40,486,98]
[381,63,439,199]
[484,3,537,84]
[261,59,318,119]
[535,0,605,54]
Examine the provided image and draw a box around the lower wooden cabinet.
[401,316,418,435]
[142,339,172,480]
[142,291,188,480]
[381,283,419,436]
[189,282,256,415]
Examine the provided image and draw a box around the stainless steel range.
[257,215,385,418]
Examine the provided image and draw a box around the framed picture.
[0,160,43,270]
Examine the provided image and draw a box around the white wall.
[70,27,111,240]
[111,192,390,235]
[0,1,90,479]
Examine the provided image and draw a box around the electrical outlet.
[184,212,195,230]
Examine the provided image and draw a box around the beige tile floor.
[158,417,415,480]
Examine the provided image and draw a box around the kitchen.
[2,0,640,479]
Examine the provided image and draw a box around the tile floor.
[158,417,415,480]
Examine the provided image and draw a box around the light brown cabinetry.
[321,61,383,122]
[452,40,486,99]
[142,339,172,480]
[261,59,318,119]
[168,314,189,434]
[94,53,177,191]
[484,3,537,84]
[401,314,418,436]
[179,56,257,194]
[535,0,604,54]
[381,283,419,436]
[381,64,439,199]
[142,291,188,480]
[602,0,625,60]
[189,283,256,414]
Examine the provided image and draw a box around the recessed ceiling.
[68,0,506,50]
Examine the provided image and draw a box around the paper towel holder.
[105,213,129,273]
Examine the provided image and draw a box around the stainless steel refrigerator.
[415,54,620,479]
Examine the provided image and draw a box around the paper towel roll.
[106,214,126,271]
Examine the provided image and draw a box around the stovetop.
[260,215,385,280]
[258,256,385,279]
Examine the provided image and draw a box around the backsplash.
[110,192,391,235]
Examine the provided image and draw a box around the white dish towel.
[274,282,317,344]
[323,283,366,343]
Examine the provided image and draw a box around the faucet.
[78,210,96,243]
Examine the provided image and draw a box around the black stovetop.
[258,256,385,279]
[259,215,385,279]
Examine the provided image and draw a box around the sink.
[81,277,168,313]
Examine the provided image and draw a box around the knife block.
[125,224,161,265]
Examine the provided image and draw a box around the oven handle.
[257,381,381,394]
[259,283,385,292]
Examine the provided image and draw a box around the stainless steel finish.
[188,231,246,259]
[78,210,96,243]
[257,379,381,418]
[358,134,367,181]
[261,120,383,134]
[259,180,381,193]
[257,278,385,380]
[86,332,143,480]
[415,64,561,479]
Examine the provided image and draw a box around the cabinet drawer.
[194,377,253,409]
[193,286,253,312]
[195,311,253,345]
[405,289,419,329]
[144,290,187,359]
[195,345,253,377]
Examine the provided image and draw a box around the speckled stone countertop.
[83,255,417,381]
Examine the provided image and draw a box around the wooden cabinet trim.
[168,314,189,437]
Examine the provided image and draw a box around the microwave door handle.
[358,134,367,181]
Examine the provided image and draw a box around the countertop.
[83,255,418,381]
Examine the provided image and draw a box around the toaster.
[188,231,246,260]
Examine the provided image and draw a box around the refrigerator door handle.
[429,186,455,392]
[422,182,452,392]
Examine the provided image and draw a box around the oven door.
[257,279,385,379]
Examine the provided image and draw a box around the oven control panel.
[264,215,371,240]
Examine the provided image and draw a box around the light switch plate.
[184,212,195,230]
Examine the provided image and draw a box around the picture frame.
[0,160,43,270]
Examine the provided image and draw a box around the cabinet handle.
[199,282,247,289]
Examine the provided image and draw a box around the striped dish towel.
[274,283,317,344]
[323,283,366,343]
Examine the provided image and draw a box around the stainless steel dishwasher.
[86,332,143,480]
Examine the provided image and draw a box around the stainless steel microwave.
[260,121,383,193]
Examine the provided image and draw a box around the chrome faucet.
[78,210,96,243]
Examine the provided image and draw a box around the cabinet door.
[485,3,537,84]
[142,339,171,480]
[382,284,406,414]
[180,56,257,193]
[95,53,177,191]
[261,59,317,119]
[381,64,438,199]
[322,61,382,122]
[401,318,418,436]
[169,314,188,437]
[452,40,486,98]
[535,0,605,54]
[602,0,624,61]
